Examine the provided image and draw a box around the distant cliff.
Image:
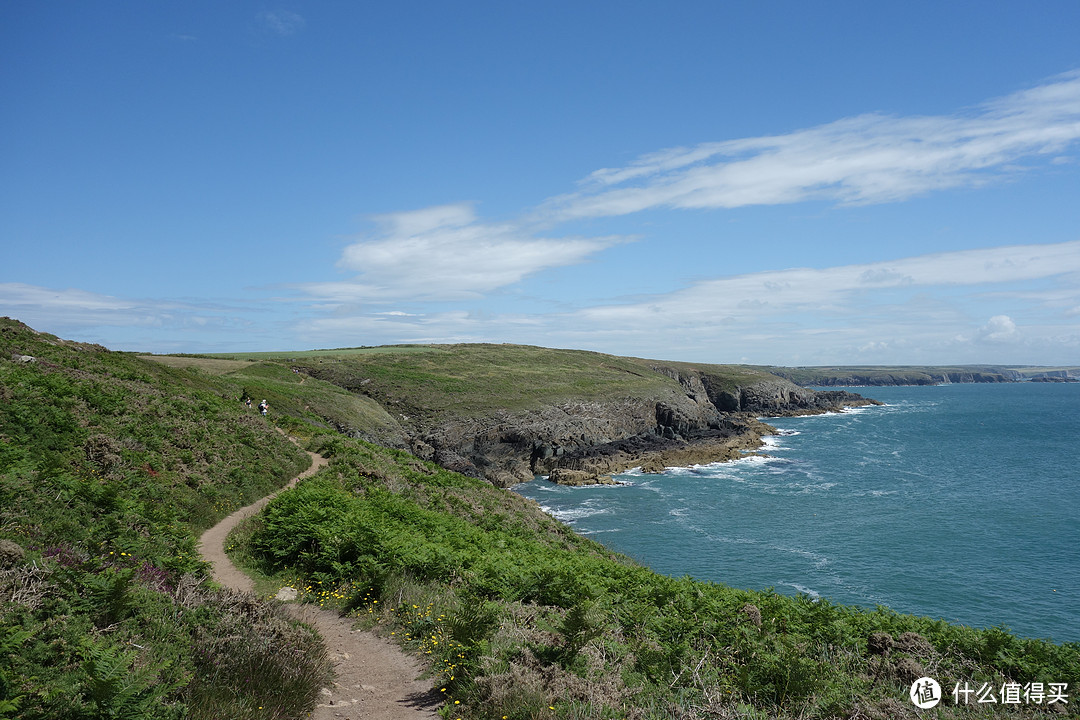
[765,366,1023,387]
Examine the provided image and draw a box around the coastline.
[539,399,880,487]
[515,384,1080,644]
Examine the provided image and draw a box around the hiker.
[258,399,268,416]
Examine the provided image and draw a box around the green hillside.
[202,343,775,421]
[2,319,1076,719]
[0,319,329,719]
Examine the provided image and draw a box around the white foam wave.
[539,502,610,522]
[786,583,822,600]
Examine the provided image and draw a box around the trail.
[198,440,440,720]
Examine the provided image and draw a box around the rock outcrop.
[404,367,878,487]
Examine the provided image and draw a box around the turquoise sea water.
[513,383,1079,643]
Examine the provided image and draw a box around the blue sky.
[3,2,1080,365]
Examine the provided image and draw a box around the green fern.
[80,640,178,720]
[0,624,30,719]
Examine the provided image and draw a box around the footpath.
[197,442,440,720]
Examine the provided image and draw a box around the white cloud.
[577,240,1080,324]
[976,315,1019,342]
[300,203,624,303]
[285,240,1080,364]
[541,70,1080,221]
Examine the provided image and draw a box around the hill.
[2,318,1076,719]
[0,318,329,719]
[191,343,877,486]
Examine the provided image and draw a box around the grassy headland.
[2,319,1076,718]
[765,365,1080,386]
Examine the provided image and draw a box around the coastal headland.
[210,344,881,487]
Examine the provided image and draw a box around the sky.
[3,2,1080,366]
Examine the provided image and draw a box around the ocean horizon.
[513,382,1079,644]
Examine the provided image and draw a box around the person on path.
[258,399,268,416]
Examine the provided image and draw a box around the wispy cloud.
[538,70,1080,221]
[576,241,1080,324]
[296,73,1080,311]
[289,241,1080,364]
[0,283,253,339]
[10,72,1079,363]
[298,203,625,303]
[256,10,306,37]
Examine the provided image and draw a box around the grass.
[0,317,330,719]
[5,316,1078,719]
[274,343,780,424]
[765,364,1080,385]
[233,429,1080,718]
[189,344,446,360]
[137,355,258,375]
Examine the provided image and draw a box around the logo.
[910,677,942,709]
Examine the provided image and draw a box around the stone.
[0,539,25,566]
[275,586,299,601]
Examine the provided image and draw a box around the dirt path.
[198,445,440,720]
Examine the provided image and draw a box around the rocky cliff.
[382,365,878,487]
[767,366,1024,386]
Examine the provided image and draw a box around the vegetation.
[218,344,782,440]
[766,365,1080,386]
[233,429,1079,719]
[0,319,330,719]
[3,318,1076,718]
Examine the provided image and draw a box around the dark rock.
[548,468,618,486]
[314,361,878,487]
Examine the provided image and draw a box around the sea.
[512,382,1079,643]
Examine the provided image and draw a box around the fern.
[0,625,30,719]
[80,640,178,720]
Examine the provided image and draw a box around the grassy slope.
[0,319,330,720]
[240,428,1079,720]
[209,344,781,430]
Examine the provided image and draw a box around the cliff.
[292,348,879,487]
[766,365,1029,386]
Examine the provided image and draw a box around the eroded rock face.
[409,371,876,487]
